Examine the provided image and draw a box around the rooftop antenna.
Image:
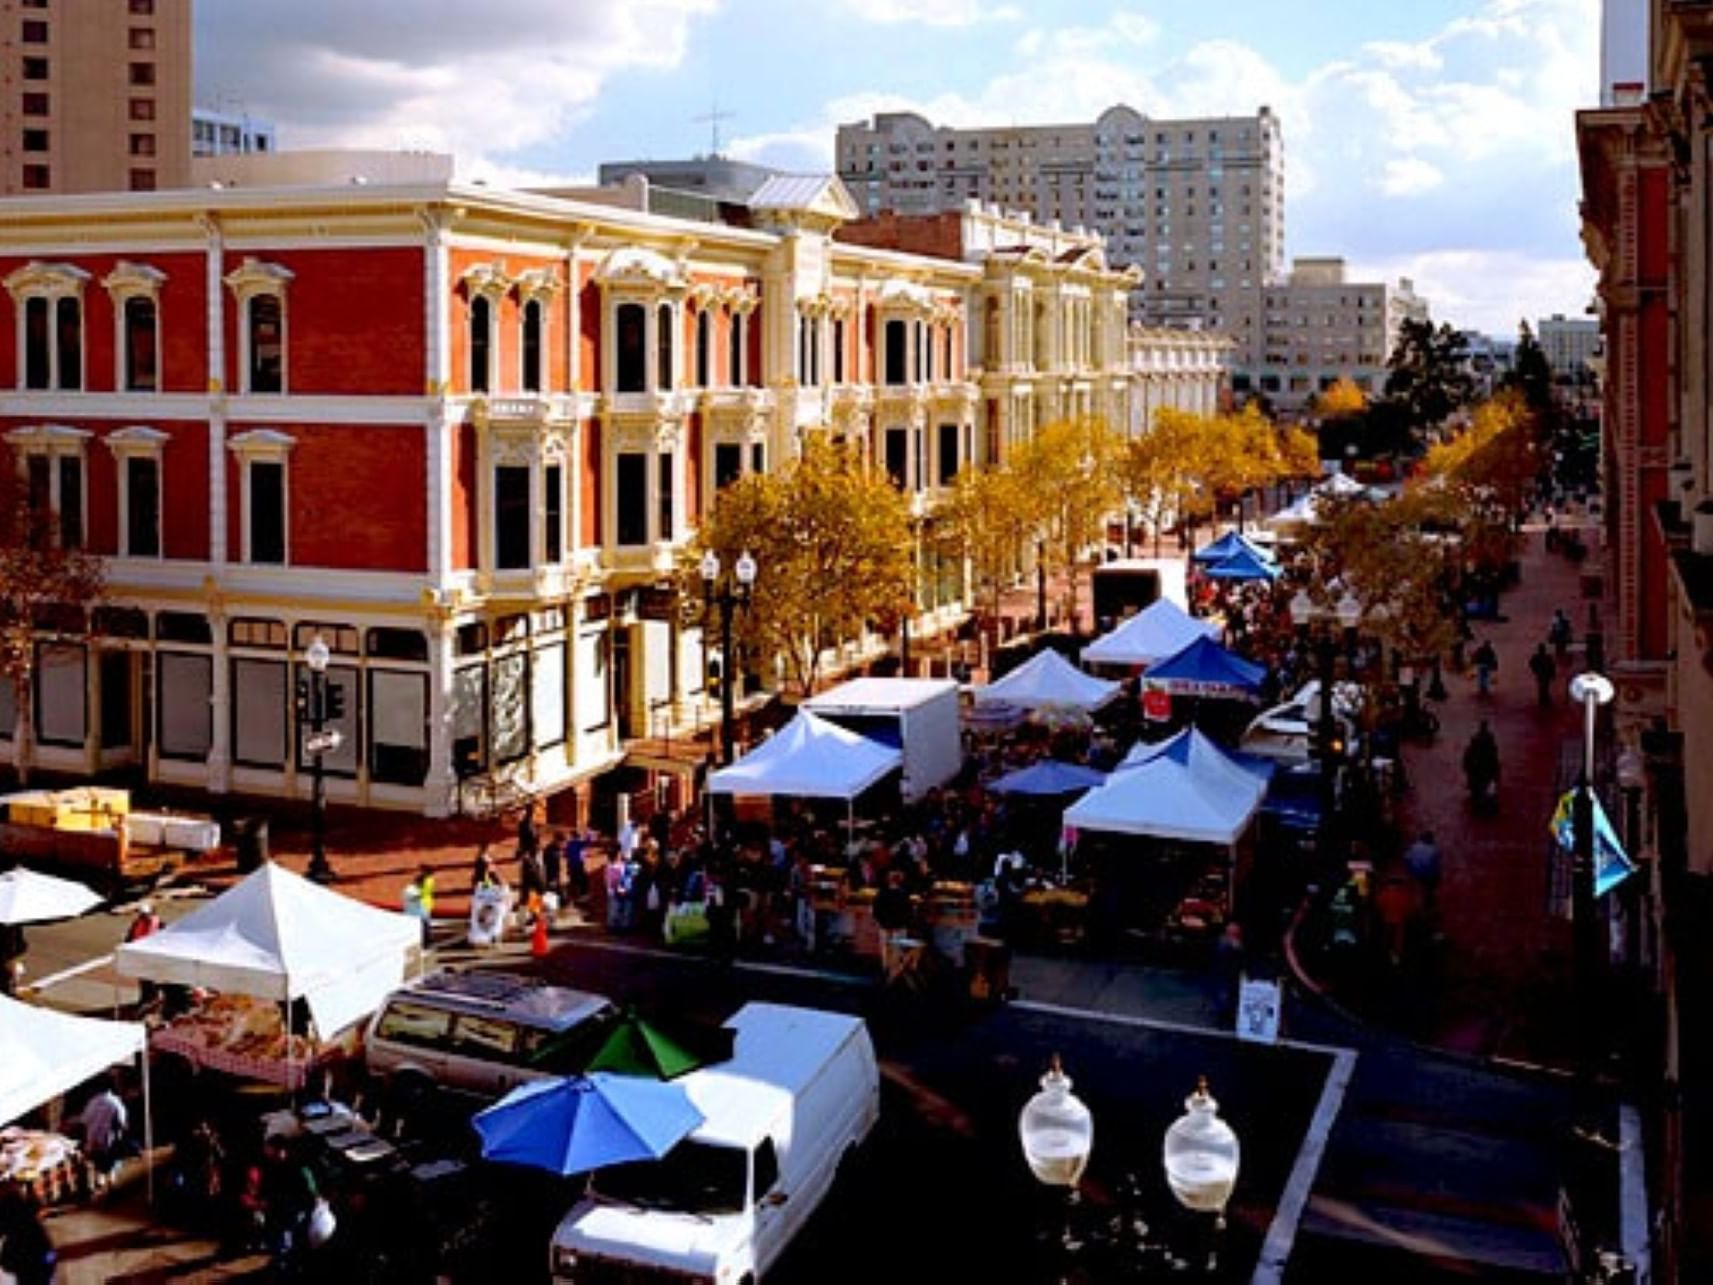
[693,101,734,158]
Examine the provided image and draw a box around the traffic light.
[705,649,723,697]
[294,674,311,723]
[324,682,346,722]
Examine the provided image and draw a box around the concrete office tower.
[1537,313,1602,379]
[836,105,1285,332]
[0,0,192,194]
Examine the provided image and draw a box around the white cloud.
[841,0,1021,26]
[1351,249,1596,336]
[1381,157,1445,196]
[196,0,719,172]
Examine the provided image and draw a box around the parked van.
[365,970,618,1101]
[549,1002,879,1284]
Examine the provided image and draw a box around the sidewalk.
[1346,515,1594,1065]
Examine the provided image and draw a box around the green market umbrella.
[585,1009,730,1081]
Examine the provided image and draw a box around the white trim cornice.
[3,262,90,300]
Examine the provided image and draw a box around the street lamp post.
[1163,1076,1241,1275]
[1568,671,1614,1111]
[1019,1054,1093,1271]
[1290,591,1342,877]
[701,549,756,767]
[301,635,336,884]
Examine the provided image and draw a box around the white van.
[549,1002,879,1284]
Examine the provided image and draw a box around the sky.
[196,0,1600,336]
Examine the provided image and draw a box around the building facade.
[1537,312,1602,380]
[191,106,276,158]
[1231,257,1427,414]
[0,174,1004,816]
[836,107,1285,333]
[0,0,192,195]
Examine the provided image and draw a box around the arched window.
[247,293,283,393]
[656,302,674,391]
[615,302,646,392]
[468,295,492,393]
[695,309,711,388]
[123,295,157,391]
[727,310,743,386]
[520,298,542,393]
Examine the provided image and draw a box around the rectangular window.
[22,164,48,190]
[35,644,85,747]
[714,443,741,491]
[938,423,959,486]
[20,21,47,44]
[56,455,81,549]
[884,428,908,489]
[884,320,907,385]
[23,297,48,388]
[833,318,846,384]
[22,58,48,80]
[129,168,155,192]
[128,133,155,157]
[55,297,79,389]
[369,669,427,786]
[247,294,283,392]
[615,453,647,546]
[129,0,154,12]
[751,442,764,476]
[22,92,47,116]
[26,455,49,525]
[129,62,154,87]
[126,456,159,556]
[615,302,645,393]
[727,312,742,385]
[543,463,563,564]
[657,452,674,542]
[21,129,47,152]
[123,295,156,391]
[493,465,531,570]
[248,461,285,564]
[231,658,287,768]
[128,98,153,121]
[128,27,155,49]
[157,652,211,760]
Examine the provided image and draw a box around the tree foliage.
[682,435,915,696]
[0,474,105,783]
[1381,318,1475,442]
[1312,376,1367,421]
[1009,416,1121,627]
[937,464,1035,631]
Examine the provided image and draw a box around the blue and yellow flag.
[1549,789,1637,897]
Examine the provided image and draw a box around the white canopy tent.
[0,994,152,1196]
[1065,727,1271,846]
[115,861,421,1039]
[1081,599,1221,670]
[707,710,902,801]
[976,648,1120,712]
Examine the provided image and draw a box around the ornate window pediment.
[514,267,561,304]
[226,428,296,459]
[105,425,170,456]
[594,246,686,294]
[101,261,167,301]
[4,262,90,301]
[223,257,293,301]
[461,261,512,300]
[6,423,90,453]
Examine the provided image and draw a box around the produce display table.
[0,1127,90,1207]
[149,994,345,1091]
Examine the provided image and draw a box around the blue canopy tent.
[1192,530,1276,567]
[1143,635,1268,699]
[1202,545,1281,582]
[989,760,1108,796]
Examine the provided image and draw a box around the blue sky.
[198,0,1599,335]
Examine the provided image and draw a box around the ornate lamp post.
[701,549,756,766]
[1019,1054,1094,1269]
[1568,671,1614,1107]
[1163,1077,1241,1274]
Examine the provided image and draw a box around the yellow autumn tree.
[1314,376,1367,421]
[1010,416,1121,629]
[682,434,915,695]
[1120,408,1211,556]
[937,464,1034,635]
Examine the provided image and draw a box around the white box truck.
[804,677,961,801]
[550,1003,880,1285]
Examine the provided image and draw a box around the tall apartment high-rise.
[0,0,192,195]
[836,105,1286,332]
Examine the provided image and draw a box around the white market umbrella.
[0,867,103,925]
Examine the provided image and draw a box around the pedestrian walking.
[1472,639,1498,697]
[1549,608,1573,663]
[542,831,565,903]
[125,902,161,1007]
[1463,720,1501,814]
[1212,922,1245,1025]
[78,1074,130,1191]
[516,801,540,860]
[1529,643,1557,708]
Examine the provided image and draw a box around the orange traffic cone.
[531,911,550,958]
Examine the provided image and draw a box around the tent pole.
[142,1044,153,1205]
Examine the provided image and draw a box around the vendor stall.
[116,862,421,1088]
[1081,598,1220,671]
[708,711,903,838]
[1065,728,1273,950]
[0,994,150,1200]
[976,649,1120,713]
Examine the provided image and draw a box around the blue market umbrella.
[989,760,1108,796]
[472,1072,704,1176]
[1192,531,1275,567]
